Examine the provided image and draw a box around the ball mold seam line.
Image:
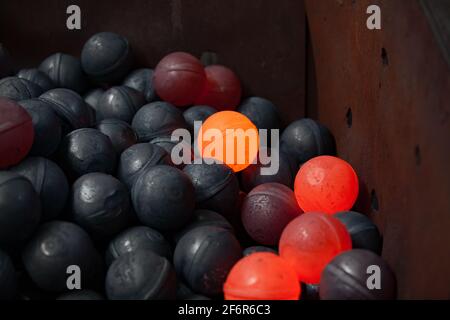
[116,86,137,115]
[40,96,81,129]
[195,173,234,203]
[316,213,348,253]
[324,263,375,300]
[303,119,323,155]
[0,118,32,135]
[246,191,300,215]
[36,158,47,194]
[0,174,28,189]
[141,258,172,300]
[84,38,130,76]
[185,232,212,289]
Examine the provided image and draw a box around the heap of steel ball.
[0,32,396,300]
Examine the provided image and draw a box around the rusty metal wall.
[305,0,450,299]
[0,0,306,124]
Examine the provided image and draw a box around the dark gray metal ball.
[149,135,178,154]
[96,119,138,155]
[183,163,240,218]
[131,101,187,142]
[106,226,172,265]
[71,173,133,238]
[0,172,41,251]
[59,128,116,178]
[174,209,234,243]
[240,148,298,193]
[96,86,145,123]
[39,53,87,93]
[237,96,281,130]
[174,226,242,296]
[18,99,62,157]
[22,221,103,293]
[17,68,55,91]
[0,77,43,101]
[334,211,382,254]
[182,105,217,134]
[131,165,195,231]
[11,157,68,221]
[123,68,157,102]
[81,32,133,84]
[105,249,176,300]
[281,118,336,166]
[320,249,397,300]
[149,135,193,169]
[117,143,173,189]
[84,88,104,110]
[39,88,93,133]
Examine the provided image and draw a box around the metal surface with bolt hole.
[305,0,450,299]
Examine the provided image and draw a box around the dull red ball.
[279,212,352,284]
[153,52,206,107]
[0,98,34,169]
[195,65,241,110]
[294,156,359,214]
[241,183,302,246]
[224,252,301,300]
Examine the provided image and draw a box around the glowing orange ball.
[294,156,359,214]
[279,212,352,284]
[197,111,259,172]
[224,252,301,300]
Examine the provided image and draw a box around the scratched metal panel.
[0,0,306,124]
[305,0,450,299]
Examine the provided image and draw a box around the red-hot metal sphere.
[279,212,352,284]
[197,111,259,172]
[0,98,34,169]
[153,52,206,107]
[294,156,359,214]
[195,65,241,110]
[224,252,301,300]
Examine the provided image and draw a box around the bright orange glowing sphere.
[279,212,352,284]
[197,111,259,172]
[294,156,359,214]
[224,252,301,300]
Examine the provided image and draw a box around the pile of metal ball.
[0,32,396,300]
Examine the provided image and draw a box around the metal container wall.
[305,0,450,299]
